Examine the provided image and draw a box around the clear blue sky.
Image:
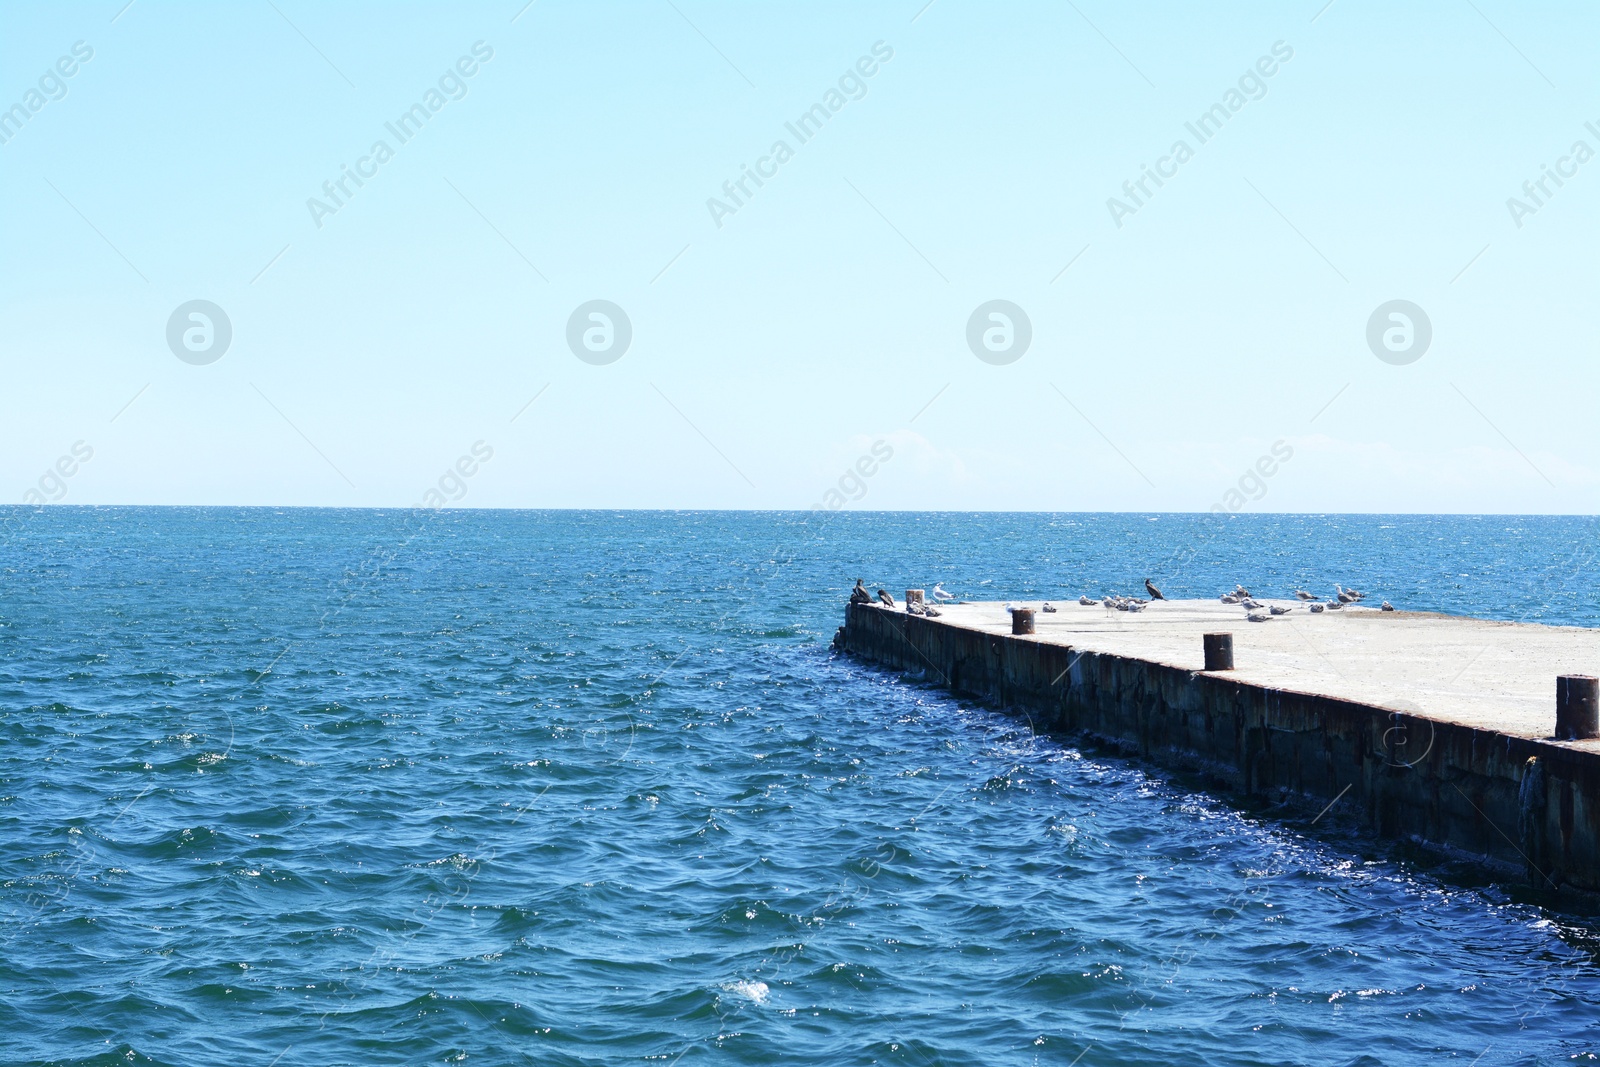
[2,0,1595,511]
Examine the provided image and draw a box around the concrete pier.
[838,598,1600,895]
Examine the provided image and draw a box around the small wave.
[720,979,769,1004]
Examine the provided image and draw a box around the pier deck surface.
[921,599,1600,743]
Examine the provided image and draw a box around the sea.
[2,508,1598,1066]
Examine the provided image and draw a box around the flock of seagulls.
[854,578,1394,621]
[1212,582,1385,622]
[1215,583,1391,621]
[1079,594,1152,612]
[1086,581,1391,622]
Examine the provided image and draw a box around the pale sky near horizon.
[2,1,1596,512]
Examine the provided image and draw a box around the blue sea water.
[1,508,1598,1066]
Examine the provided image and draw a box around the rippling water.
[2,508,1598,1065]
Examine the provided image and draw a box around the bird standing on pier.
[931,583,955,603]
[851,580,872,605]
[1144,578,1165,600]
[1294,589,1316,600]
[877,589,896,607]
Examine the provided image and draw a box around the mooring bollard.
[1203,632,1234,671]
[1012,608,1035,635]
[1556,674,1599,740]
[906,589,924,607]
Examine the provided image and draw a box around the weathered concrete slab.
[934,599,1600,743]
[838,600,1600,897]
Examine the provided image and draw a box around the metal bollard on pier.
[1556,674,1599,740]
[1203,632,1234,671]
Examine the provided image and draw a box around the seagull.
[906,601,926,616]
[877,589,896,608]
[1144,578,1165,600]
[1344,586,1367,600]
[1042,602,1058,613]
[1335,585,1356,604]
[1380,601,1394,612]
[1079,595,1097,606]
[924,605,942,617]
[1126,601,1146,612]
[1241,598,1263,610]
[1309,603,1325,613]
[931,583,955,603]
[1269,605,1290,615]
[1294,589,1316,600]
[1235,585,1252,598]
[1220,594,1240,604]
[850,580,872,604]
[1246,610,1270,622]
[1325,601,1344,610]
